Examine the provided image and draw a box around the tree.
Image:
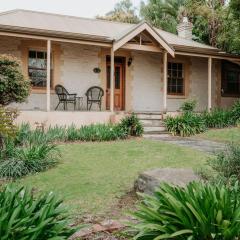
[0,55,30,148]
[185,0,225,47]
[97,0,140,24]
[140,0,186,34]
[0,55,30,106]
[217,0,240,54]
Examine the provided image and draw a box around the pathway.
[144,134,225,154]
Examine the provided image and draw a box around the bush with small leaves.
[180,99,197,113]
[0,54,30,106]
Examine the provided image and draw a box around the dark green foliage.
[118,113,144,137]
[15,114,143,143]
[0,184,76,239]
[164,113,206,137]
[165,99,240,137]
[180,99,197,113]
[0,138,59,179]
[140,0,186,34]
[202,108,234,128]
[131,181,240,240]
[65,124,128,142]
[209,144,240,182]
[231,99,240,123]
[0,55,30,106]
[0,125,59,179]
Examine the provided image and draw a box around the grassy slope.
[17,139,207,216]
[197,127,240,144]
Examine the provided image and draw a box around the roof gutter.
[0,24,113,46]
[176,50,240,62]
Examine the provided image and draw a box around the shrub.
[71,124,128,142]
[0,54,30,106]
[0,107,18,149]
[180,99,197,113]
[202,108,234,128]
[16,119,138,143]
[118,113,143,136]
[164,112,206,137]
[0,184,76,239]
[131,181,240,240]
[208,143,240,182]
[231,99,240,123]
[0,139,59,179]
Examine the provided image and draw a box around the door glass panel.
[107,66,110,88]
[115,66,121,89]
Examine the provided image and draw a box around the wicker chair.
[55,84,77,110]
[85,86,104,111]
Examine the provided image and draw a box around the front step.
[135,112,163,120]
[140,119,165,127]
[143,126,168,134]
[135,112,167,134]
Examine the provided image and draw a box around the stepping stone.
[134,168,200,195]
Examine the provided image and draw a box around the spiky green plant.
[0,139,59,179]
[0,184,77,239]
[119,113,143,136]
[131,182,240,240]
[164,113,206,137]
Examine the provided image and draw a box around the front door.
[106,63,125,111]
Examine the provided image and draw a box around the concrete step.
[144,126,166,133]
[140,119,164,127]
[135,112,163,120]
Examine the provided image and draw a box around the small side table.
[76,97,83,110]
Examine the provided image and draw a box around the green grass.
[197,127,240,144]
[16,139,208,217]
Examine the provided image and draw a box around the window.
[167,62,184,95]
[28,50,52,88]
[222,60,240,97]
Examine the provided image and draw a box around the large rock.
[134,168,200,195]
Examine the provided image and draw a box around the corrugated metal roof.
[0,9,223,52]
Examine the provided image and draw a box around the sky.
[0,0,143,18]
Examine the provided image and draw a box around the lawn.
[17,139,208,217]
[197,127,240,144]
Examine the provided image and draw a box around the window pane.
[37,51,45,59]
[29,51,36,58]
[107,66,110,89]
[115,66,121,89]
[177,85,183,93]
[178,70,183,78]
[177,63,182,71]
[29,69,47,87]
[172,70,177,77]
[172,63,177,69]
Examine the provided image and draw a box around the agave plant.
[131,182,240,240]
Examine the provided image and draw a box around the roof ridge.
[0,9,136,26]
[0,9,20,16]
